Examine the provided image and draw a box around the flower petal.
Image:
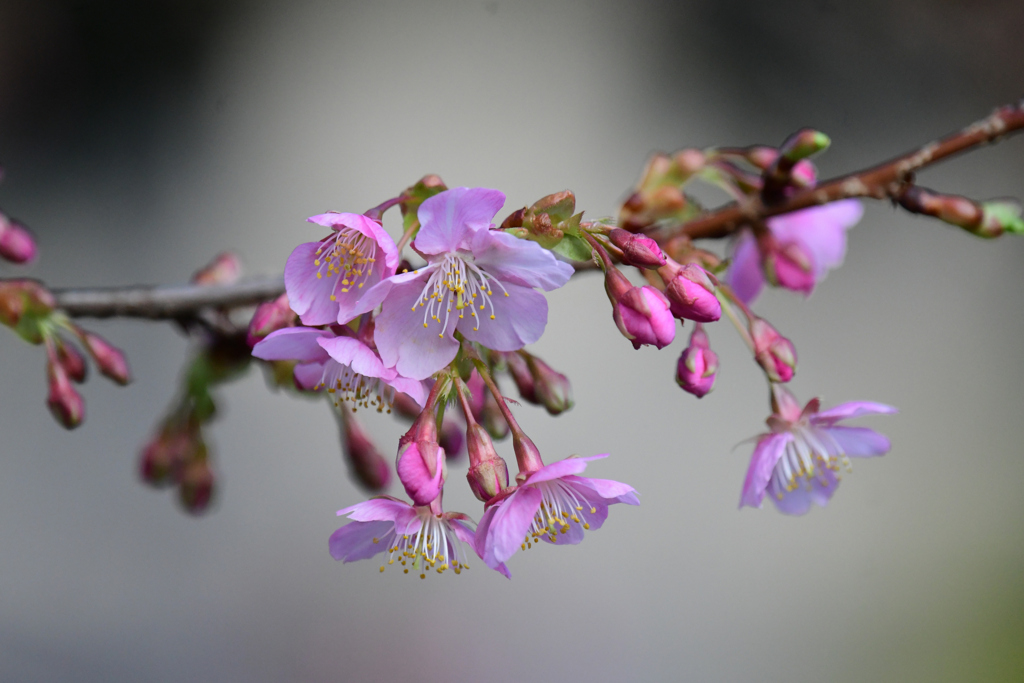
[306,212,400,273]
[336,497,411,522]
[373,279,460,380]
[350,266,433,318]
[564,475,640,505]
[469,229,574,291]
[456,282,548,352]
[812,401,897,424]
[317,336,389,379]
[251,327,331,363]
[284,242,340,325]
[328,521,395,562]
[739,433,791,509]
[481,486,544,566]
[768,200,863,276]
[727,230,765,304]
[396,442,446,506]
[768,468,840,515]
[293,361,324,390]
[825,426,891,457]
[524,454,607,485]
[415,187,506,255]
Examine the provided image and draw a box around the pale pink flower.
[284,212,399,326]
[475,454,638,575]
[740,385,896,515]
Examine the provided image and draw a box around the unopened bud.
[140,429,192,486]
[779,129,831,163]
[246,294,297,347]
[341,411,390,491]
[465,423,510,502]
[55,340,87,383]
[0,215,38,264]
[606,268,675,350]
[481,388,510,440]
[191,252,241,286]
[672,148,706,176]
[504,352,538,404]
[439,418,465,460]
[526,355,573,415]
[761,238,816,294]
[0,279,55,335]
[46,360,84,429]
[608,228,666,268]
[395,409,446,505]
[81,332,131,385]
[750,318,797,383]
[980,201,1024,238]
[178,451,215,515]
[676,325,718,398]
[659,263,721,323]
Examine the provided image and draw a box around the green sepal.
[551,234,593,261]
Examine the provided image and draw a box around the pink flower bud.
[504,352,538,404]
[191,251,241,286]
[465,370,487,422]
[676,326,718,398]
[481,388,510,440]
[140,430,192,487]
[341,412,390,491]
[527,355,573,415]
[608,228,666,268]
[660,263,722,323]
[0,216,38,264]
[465,423,510,502]
[55,341,87,384]
[46,360,85,429]
[762,240,816,294]
[439,418,465,460]
[246,294,296,347]
[81,332,131,385]
[178,457,215,515]
[606,269,676,350]
[0,279,54,331]
[750,318,797,383]
[395,410,446,505]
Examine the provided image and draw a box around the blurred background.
[1,0,1023,680]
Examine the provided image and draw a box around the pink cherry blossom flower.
[251,326,428,409]
[354,187,574,380]
[727,199,864,303]
[740,385,896,515]
[475,454,638,574]
[329,496,494,577]
[284,212,399,326]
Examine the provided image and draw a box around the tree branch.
[677,99,1024,240]
[53,276,285,319]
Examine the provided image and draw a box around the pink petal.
[812,401,897,424]
[396,442,446,506]
[564,475,640,505]
[769,200,863,276]
[482,486,544,566]
[350,266,433,318]
[372,279,460,380]
[251,327,332,363]
[293,361,325,390]
[524,454,607,485]
[317,336,389,379]
[388,379,430,409]
[328,520,395,562]
[284,242,340,325]
[824,426,891,457]
[456,282,548,352]
[414,188,506,255]
[768,468,840,515]
[336,497,411,522]
[306,212,400,273]
[727,230,765,304]
[739,433,791,509]
[469,229,574,291]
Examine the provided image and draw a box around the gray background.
[1,1,1023,681]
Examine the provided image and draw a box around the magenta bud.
[676,325,718,398]
[466,370,487,421]
[481,388,510,440]
[527,356,573,415]
[341,412,390,491]
[81,332,131,385]
[439,418,465,460]
[395,409,446,505]
[0,216,38,264]
[608,228,667,268]
[750,318,797,383]
[606,269,676,350]
[191,251,242,286]
[178,457,215,515]
[504,352,538,404]
[465,423,510,502]
[246,294,296,347]
[762,239,815,294]
[139,430,191,487]
[660,263,722,323]
[46,360,85,429]
[55,341,88,384]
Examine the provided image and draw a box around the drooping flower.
[740,385,896,515]
[251,326,428,409]
[284,212,400,326]
[727,199,864,303]
[475,454,638,574]
[354,187,574,380]
[329,496,499,577]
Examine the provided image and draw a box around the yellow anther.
[379,566,385,573]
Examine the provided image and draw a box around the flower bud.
[0,215,38,264]
[761,239,816,294]
[55,340,88,384]
[606,269,676,350]
[46,360,85,429]
[780,129,831,163]
[246,294,297,347]
[750,318,797,383]
[465,370,487,422]
[465,423,510,502]
[81,332,131,385]
[526,355,573,415]
[341,411,390,491]
[481,388,510,440]
[659,263,721,323]
[676,325,718,398]
[608,228,666,268]
[504,351,538,404]
[191,252,241,286]
[178,454,215,515]
[0,279,55,337]
[139,429,192,487]
[439,418,465,460]
[396,409,446,505]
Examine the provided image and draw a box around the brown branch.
[53,276,285,319]
[678,99,1024,240]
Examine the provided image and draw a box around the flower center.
[376,512,469,578]
[412,254,509,337]
[316,362,393,414]
[312,228,377,300]
[771,425,853,496]
[521,479,597,549]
